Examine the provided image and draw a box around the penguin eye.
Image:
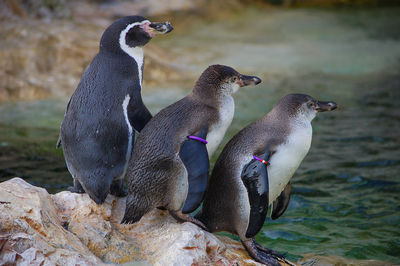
[307,102,314,108]
[231,77,237,83]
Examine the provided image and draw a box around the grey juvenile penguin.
[196,94,337,265]
[57,16,173,204]
[121,64,261,226]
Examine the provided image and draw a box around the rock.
[0,0,254,102]
[0,0,200,102]
[0,178,291,265]
[1,178,396,265]
[0,178,104,265]
[0,19,188,102]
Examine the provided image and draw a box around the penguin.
[195,94,337,265]
[57,16,173,204]
[121,64,261,226]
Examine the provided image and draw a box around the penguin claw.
[68,179,85,194]
[110,179,127,197]
[254,241,286,259]
[257,252,282,266]
[110,189,128,197]
[67,186,85,194]
[242,239,296,266]
[169,210,209,231]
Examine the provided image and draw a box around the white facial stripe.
[221,82,240,94]
[298,104,317,122]
[122,94,133,176]
[119,20,149,87]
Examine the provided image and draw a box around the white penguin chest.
[206,96,235,157]
[267,123,312,204]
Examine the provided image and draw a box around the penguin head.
[100,16,173,55]
[193,64,261,99]
[277,94,337,122]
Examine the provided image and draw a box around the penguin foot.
[67,186,85,193]
[67,179,85,194]
[242,239,296,266]
[110,179,127,197]
[169,210,209,231]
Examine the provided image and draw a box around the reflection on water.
[1,7,400,264]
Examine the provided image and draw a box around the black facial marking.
[99,16,151,54]
[126,25,151,48]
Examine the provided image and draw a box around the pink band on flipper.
[254,155,269,166]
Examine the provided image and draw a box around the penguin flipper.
[128,95,153,133]
[241,152,270,239]
[271,182,291,220]
[180,126,209,214]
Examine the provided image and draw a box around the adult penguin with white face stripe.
[57,16,173,204]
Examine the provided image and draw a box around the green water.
[1,7,400,264]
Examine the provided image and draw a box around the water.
[1,7,400,264]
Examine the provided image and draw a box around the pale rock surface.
[0,178,270,265]
[0,178,104,265]
[0,0,208,102]
[0,178,394,266]
[0,20,185,102]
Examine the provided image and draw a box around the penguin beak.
[148,22,173,35]
[315,101,338,112]
[237,75,262,87]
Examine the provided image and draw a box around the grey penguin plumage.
[121,64,261,226]
[57,16,173,204]
[196,94,337,265]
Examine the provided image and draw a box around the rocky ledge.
[0,178,290,265]
[0,178,393,265]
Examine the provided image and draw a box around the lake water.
[1,7,399,264]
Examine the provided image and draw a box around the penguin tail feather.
[121,214,140,224]
[81,175,112,205]
[121,194,150,224]
[87,190,107,205]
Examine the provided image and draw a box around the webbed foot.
[242,238,297,266]
[110,179,127,197]
[169,210,209,231]
[67,179,85,194]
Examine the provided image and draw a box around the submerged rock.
[0,177,287,265]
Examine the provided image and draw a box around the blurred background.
[0,0,399,264]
